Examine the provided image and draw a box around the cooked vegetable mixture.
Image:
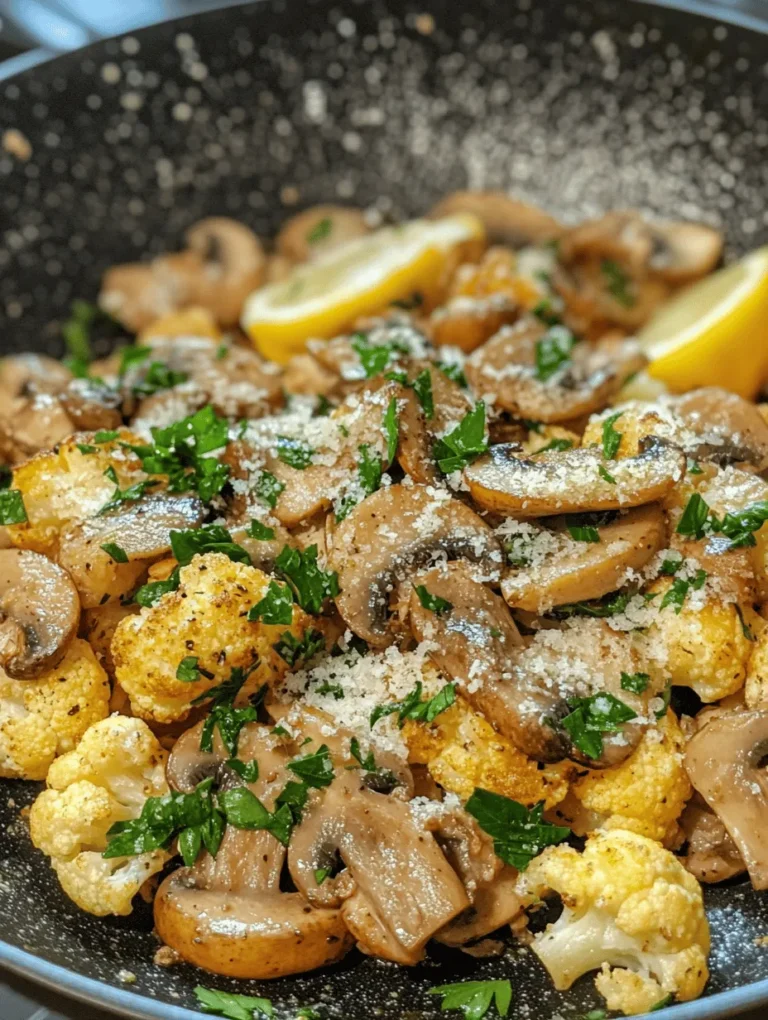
[5,191,768,1017]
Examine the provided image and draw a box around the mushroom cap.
[464,437,685,517]
[648,221,723,283]
[501,504,667,612]
[465,321,646,423]
[407,562,570,762]
[0,548,80,679]
[185,217,266,326]
[685,709,768,890]
[0,353,72,399]
[430,191,564,249]
[330,483,502,646]
[671,387,768,471]
[679,794,745,885]
[397,363,472,484]
[276,205,370,263]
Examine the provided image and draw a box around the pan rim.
[1,0,768,1017]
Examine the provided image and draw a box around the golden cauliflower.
[404,694,572,810]
[29,715,170,916]
[643,578,759,702]
[113,552,313,723]
[555,712,691,846]
[5,431,144,557]
[0,638,110,780]
[522,829,710,1016]
[745,625,768,710]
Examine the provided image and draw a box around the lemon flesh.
[639,246,768,398]
[242,215,484,364]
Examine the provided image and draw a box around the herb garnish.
[272,628,326,667]
[246,519,276,541]
[0,489,28,525]
[370,680,456,729]
[100,542,128,563]
[247,580,294,625]
[562,693,638,759]
[433,402,489,474]
[350,333,409,378]
[438,362,468,388]
[194,985,273,1019]
[620,671,651,694]
[601,411,623,460]
[413,584,453,616]
[598,463,616,485]
[464,789,569,871]
[256,470,285,509]
[277,435,314,470]
[412,367,434,419]
[601,259,635,307]
[383,396,399,462]
[659,569,707,613]
[274,544,340,615]
[428,980,512,1020]
[534,326,576,382]
[171,524,251,567]
[132,361,188,397]
[176,656,214,683]
[306,217,332,243]
[196,667,265,757]
[567,522,600,543]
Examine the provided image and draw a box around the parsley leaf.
[314,867,331,885]
[246,519,275,541]
[535,438,573,454]
[428,981,512,1020]
[601,411,623,460]
[553,589,637,619]
[256,470,285,509]
[567,523,600,543]
[601,258,635,307]
[676,493,710,540]
[272,627,326,667]
[532,298,562,327]
[357,443,383,496]
[277,435,314,470]
[712,500,768,549]
[736,604,755,642]
[118,344,152,376]
[226,758,259,783]
[176,656,213,683]
[76,443,97,455]
[383,396,399,463]
[196,666,264,756]
[534,325,576,382]
[171,524,251,567]
[413,584,453,616]
[370,680,456,729]
[620,671,651,694]
[465,789,569,871]
[351,333,409,378]
[433,402,488,474]
[562,693,638,759]
[247,580,294,625]
[687,458,703,475]
[650,994,675,1012]
[195,985,273,1019]
[287,744,335,788]
[97,478,159,516]
[438,362,468,388]
[659,568,707,613]
[598,463,616,485]
[306,217,332,243]
[100,542,128,563]
[132,360,188,397]
[134,567,181,608]
[412,367,434,419]
[275,544,339,615]
[94,429,120,444]
[61,299,102,377]
[0,489,28,525]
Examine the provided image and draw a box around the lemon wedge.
[242,215,484,363]
[638,246,768,398]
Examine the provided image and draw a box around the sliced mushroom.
[0,354,72,399]
[464,437,685,517]
[647,221,723,284]
[679,793,746,884]
[0,394,74,464]
[288,768,470,965]
[156,720,353,979]
[330,483,502,646]
[57,492,204,609]
[408,562,570,762]
[685,710,768,890]
[428,295,521,354]
[436,866,521,947]
[0,548,80,679]
[100,252,203,334]
[276,205,370,263]
[465,319,645,423]
[430,191,564,249]
[59,378,123,432]
[669,388,768,471]
[501,504,667,612]
[397,362,472,485]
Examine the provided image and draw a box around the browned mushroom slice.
[436,866,521,947]
[57,492,204,608]
[408,562,570,762]
[156,720,353,979]
[0,354,72,399]
[287,769,469,966]
[501,505,667,612]
[330,483,502,646]
[59,379,123,432]
[679,793,746,884]
[184,217,267,326]
[464,437,685,517]
[685,710,768,890]
[670,388,768,471]
[0,548,80,679]
[276,205,370,263]
[430,191,564,249]
[0,392,75,463]
[465,320,645,423]
[397,362,472,485]
[647,221,723,284]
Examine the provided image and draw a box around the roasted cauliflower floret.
[112,552,314,724]
[642,579,759,703]
[555,712,691,846]
[522,829,710,1016]
[29,715,170,916]
[745,624,768,710]
[404,694,572,809]
[0,638,110,780]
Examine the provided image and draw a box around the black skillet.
[1,1,768,1017]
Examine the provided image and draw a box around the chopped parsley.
[659,569,707,613]
[247,580,294,625]
[620,671,651,694]
[0,489,28,525]
[687,458,704,475]
[553,589,643,619]
[370,680,456,729]
[383,396,399,462]
[601,258,635,308]
[225,758,259,783]
[76,443,97,455]
[272,627,326,667]
[171,524,251,567]
[598,463,616,485]
[118,344,151,376]
[676,493,710,540]
[357,443,383,495]
[465,789,570,871]
[103,776,224,867]
[219,785,294,847]
[562,693,638,759]
[97,478,159,516]
[94,429,119,444]
[735,604,755,642]
[601,411,623,460]
[350,333,409,378]
[534,325,576,382]
[194,985,273,1020]
[215,343,229,361]
[176,656,214,683]
[438,361,468,388]
[567,522,600,543]
[277,435,314,470]
[133,567,181,608]
[256,470,285,509]
[314,867,331,885]
[274,544,340,615]
[535,438,573,454]
[348,736,398,790]
[246,519,275,541]
[413,584,453,616]
[412,367,434,419]
[100,542,128,563]
[434,402,488,474]
[428,980,512,1020]
[132,360,188,397]
[532,298,562,327]
[650,994,675,1012]
[287,743,335,788]
[196,667,265,757]
[61,299,100,377]
[306,217,332,243]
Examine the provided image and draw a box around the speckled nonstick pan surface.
[1,1,768,1017]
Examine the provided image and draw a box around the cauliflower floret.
[0,638,110,780]
[404,694,572,809]
[556,712,691,846]
[29,715,170,916]
[643,578,759,702]
[522,829,710,1016]
[113,552,315,723]
[745,624,768,710]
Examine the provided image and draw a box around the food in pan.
[3,191,768,1017]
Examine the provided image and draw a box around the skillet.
[1,1,768,1016]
